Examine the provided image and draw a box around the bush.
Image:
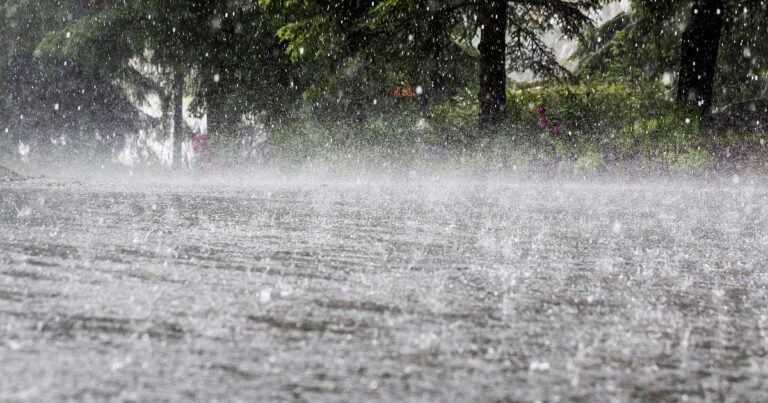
[670,149,715,173]
[573,151,606,173]
[205,78,732,173]
[505,80,700,159]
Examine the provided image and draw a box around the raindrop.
[18,142,30,161]
[529,361,550,371]
[661,72,672,85]
[259,288,272,304]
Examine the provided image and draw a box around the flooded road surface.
[2,174,768,401]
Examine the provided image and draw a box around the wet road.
[2,174,768,401]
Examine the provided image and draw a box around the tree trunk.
[161,93,170,149]
[676,0,724,132]
[172,68,184,168]
[202,65,227,138]
[424,15,445,113]
[207,90,225,138]
[477,0,507,132]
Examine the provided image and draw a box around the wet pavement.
[2,174,768,401]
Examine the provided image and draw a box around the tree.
[269,0,404,120]
[193,1,301,135]
[172,69,185,167]
[710,1,768,114]
[1,0,147,150]
[477,0,507,131]
[676,0,724,127]
[573,0,686,82]
[273,0,600,132]
[575,0,768,135]
[31,0,300,166]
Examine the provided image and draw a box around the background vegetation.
[1,0,767,172]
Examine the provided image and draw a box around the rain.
[2,0,768,401]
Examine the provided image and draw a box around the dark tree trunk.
[203,65,228,137]
[161,92,171,149]
[677,0,724,132]
[172,69,184,168]
[206,85,226,137]
[424,15,446,113]
[477,0,507,132]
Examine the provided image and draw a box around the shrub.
[573,151,606,173]
[506,80,700,159]
[671,149,714,173]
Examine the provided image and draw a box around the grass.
[205,112,768,177]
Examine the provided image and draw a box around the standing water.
[1,172,768,401]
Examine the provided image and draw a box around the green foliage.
[575,0,768,108]
[1,0,764,171]
[573,151,605,173]
[506,80,700,158]
[430,88,479,142]
[272,0,602,123]
[0,0,147,143]
[715,2,768,105]
[267,0,479,121]
[574,0,689,82]
[669,148,715,173]
[35,6,140,74]
[29,0,301,132]
[255,114,546,173]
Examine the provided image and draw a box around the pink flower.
[552,124,563,135]
[191,133,215,171]
[192,133,208,151]
[537,105,546,116]
[538,116,549,127]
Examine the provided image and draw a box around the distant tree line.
[1,0,766,163]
